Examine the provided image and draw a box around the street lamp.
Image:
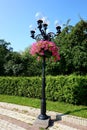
[30,19,61,41]
[30,18,61,120]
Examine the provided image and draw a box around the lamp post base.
[38,114,49,120]
[34,116,51,129]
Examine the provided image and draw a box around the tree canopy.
[54,20,87,75]
[0,19,87,76]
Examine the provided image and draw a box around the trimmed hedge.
[0,75,87,105]
[46,75,87,105]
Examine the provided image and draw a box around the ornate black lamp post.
[30,19,61,120]
[30,19,61,41]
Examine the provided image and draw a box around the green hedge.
[0,75,87,105]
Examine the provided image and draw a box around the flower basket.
[30,40,60,61]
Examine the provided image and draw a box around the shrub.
[0,75,87,105]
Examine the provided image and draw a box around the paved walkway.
[0,102,87,130]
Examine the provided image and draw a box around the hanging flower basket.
[30,40,60,61]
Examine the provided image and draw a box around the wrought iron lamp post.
[30,19,61,120]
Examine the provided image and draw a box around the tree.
[54,19,87,75]
[70,20,87,74]
[0,40,12,75]
[21,47,42,76]
[4,51,24,76]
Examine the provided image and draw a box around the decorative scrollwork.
[47,32,55,41]
[35,34,43,41]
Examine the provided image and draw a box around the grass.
[40,128,48,130]
[0,94,87,118]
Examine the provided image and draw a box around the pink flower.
[30,40,60,62]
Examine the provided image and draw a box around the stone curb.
[56,113,87,127]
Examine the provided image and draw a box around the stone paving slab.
[0,102,87,130]
[0,114,32,130]
[0,107,36,124]
[0,119,26,130]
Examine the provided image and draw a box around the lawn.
[0,94,87,118]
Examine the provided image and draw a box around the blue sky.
[0,0,87,52]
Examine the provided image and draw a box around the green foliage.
[46,76,67,102]
[21,47,42,76]
[0,20,87,76]
[0,75,87,105]
[4,52,24,76]
[0,40,12,75]
[54,20,87,75]
[0,77,42,98]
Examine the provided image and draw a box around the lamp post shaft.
[38,56,48,120]
[41,56,46,115]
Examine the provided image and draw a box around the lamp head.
[43,23,48,31]
[56,26,61,34]
[37,19,43,24]
[30,30,35,39]
[37,19,43,30]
